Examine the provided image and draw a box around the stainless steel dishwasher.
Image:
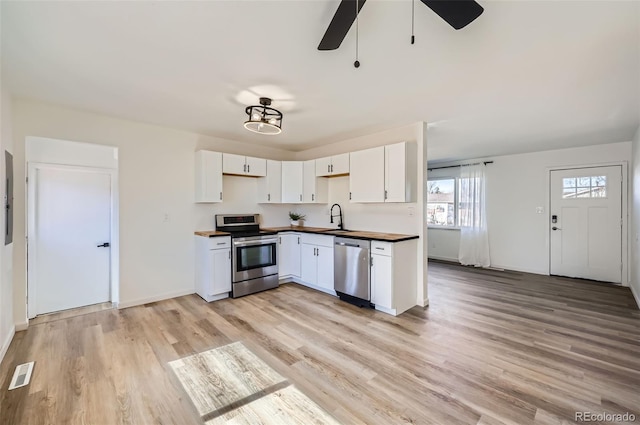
[334,237,372,307]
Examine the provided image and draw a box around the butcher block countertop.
[195,227,419,242]
[194,230,230,237]
[261,226,419,243]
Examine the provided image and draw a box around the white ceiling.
[2,1,639,161]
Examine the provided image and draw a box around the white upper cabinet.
[303,160,327,203]
[282,161,327,204]
[315,153,350,177]
[246,156,267,176]
[222,153,267,177]
[195,150,223,203]
[384,141,417,203]
[257,160,282,203]
[281,161,304,203]
[349,142,416,203]
[349,146,385,202]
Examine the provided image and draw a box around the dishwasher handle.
[336,242,359,247]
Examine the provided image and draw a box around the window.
[562,176,607,199]
[427,178,456,226]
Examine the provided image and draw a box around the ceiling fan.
[318,0,484,51]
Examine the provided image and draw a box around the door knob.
[97,242,110,248]
[552,227,561,231]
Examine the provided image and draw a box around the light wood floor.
[2,261,639,424]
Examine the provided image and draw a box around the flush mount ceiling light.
[244,97,283,135]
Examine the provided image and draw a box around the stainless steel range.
[215,214,278,298]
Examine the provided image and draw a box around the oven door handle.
[233,239,278,247]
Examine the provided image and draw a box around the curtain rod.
[427,161,493,171]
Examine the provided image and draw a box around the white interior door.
[550,165,622,283]
[32,166,111,315]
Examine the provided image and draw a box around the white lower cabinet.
[195,236,231,302]
[299,234,334,294]
[370,239,417,316]
[278,232,301,278]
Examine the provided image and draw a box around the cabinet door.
[303,160,317,203]
[211,248,232,296]
[246,156,267,177]
[195,151,223,203]
[281,161,303,203]
[288,234,301,277]
[300,244,317,285]
[279,233,301,277]
[315,157,332,177]
[258,160,282,203]
[349,146,384,203]
[222,153,247,175]
[315,245,334,291]
[331,153,350,175]
[385,142,406,202]
[371,253,393,309]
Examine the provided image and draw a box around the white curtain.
[458,163,491,267]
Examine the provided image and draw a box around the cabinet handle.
[370,257,373,266]
[349,192,352,200]
[300,194,302,201]
[328,164,330,173]
[228,250,231,259]
[312,194,315,201]
[297,237,300,244]
[375,247,385,250]
[331,164,333,173]
[384,190,388,200]
[268,193,271,201]
[279,237,281,245]
[217,242,226,245]
[244,163,247,172]
[248,164,250,173]
[220,192,222,200]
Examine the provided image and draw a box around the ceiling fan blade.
[318,0,367,51]
[420,0,484,30]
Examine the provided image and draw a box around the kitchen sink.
[322,229,353,234]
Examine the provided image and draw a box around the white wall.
[428,141,632,277]
[11,99,295,323]
[1,78,16,360]
[631,126,640,306]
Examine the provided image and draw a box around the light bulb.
[252,113,261,121]
[269,118,277,125]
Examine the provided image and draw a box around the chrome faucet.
[330,203,343,230]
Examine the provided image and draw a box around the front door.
[549,165,622,283]
[30,165,112,316]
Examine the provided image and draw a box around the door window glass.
[562,176,606,199]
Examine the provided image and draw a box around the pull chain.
[354,0,360,68]
[411,0,415,44]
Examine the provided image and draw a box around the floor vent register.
[8,361,35,390]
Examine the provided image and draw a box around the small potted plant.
[289,211,306,227]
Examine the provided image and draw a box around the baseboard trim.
[427,255,459,263]
[630,284,640,310]
[15,322,28,331]
[0,326,16,364]
[118,289,195,309]
[421,298,429,307]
